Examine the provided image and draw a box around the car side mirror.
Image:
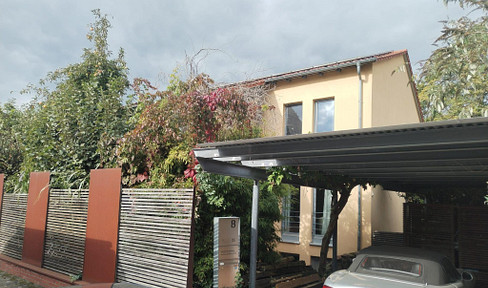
[461,271,475,288]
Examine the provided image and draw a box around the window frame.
[281,187,300,244]
[311,188,333,246]
[313,97,335,133]
[284,102,303,136]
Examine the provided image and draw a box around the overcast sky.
[0,0,475,106]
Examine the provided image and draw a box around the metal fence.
[116,188,195,288]
[43,189,89,276]
[0,193,28,259]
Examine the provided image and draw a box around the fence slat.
[0,193,28,259]
[403,203,456,264]
[42,189,89,276]
[116,188,194,288]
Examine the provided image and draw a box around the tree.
[0,102,24,190]
[418,0,488,120]
[19,9,130,189]
[115,67,278,287]
[414,0,488,206]
[116,69,267,188]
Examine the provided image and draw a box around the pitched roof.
[229,50,423,121]
[237,50,410,86]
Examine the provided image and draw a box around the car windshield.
[360,256,422,277]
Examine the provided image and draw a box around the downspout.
[357,62,363,128]
[356,62,363,252]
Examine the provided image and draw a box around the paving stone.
[0,270,43,288]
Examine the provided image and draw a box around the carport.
[193,117,488,287]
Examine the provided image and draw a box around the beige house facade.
[249,50,423,266]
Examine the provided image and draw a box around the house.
[243,50,423,267]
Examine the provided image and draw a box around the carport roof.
[194,117,488,192]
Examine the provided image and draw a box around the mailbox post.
[213,217,240,288]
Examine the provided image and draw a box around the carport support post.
[250,180,259,288]
[332,190,338,271]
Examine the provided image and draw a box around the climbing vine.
[116,71,266,187]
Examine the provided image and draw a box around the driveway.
[0,270,43,288]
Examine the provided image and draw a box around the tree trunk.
[317,187,351,278]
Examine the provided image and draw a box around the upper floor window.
[285,103,302,135]
[314,99,334,133]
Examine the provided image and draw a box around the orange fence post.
[83,168,122,283]
[22,171,50,267]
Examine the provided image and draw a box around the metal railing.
[312,211,330,236]
[282,210,300,234]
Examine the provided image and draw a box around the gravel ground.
[0,270,44,288]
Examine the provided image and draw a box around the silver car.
[324,246,475,288]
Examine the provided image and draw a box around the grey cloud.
[0,0,473,106]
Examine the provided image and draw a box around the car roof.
[352,246,462,286]
[357,246,448,263]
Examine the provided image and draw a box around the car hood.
[325,270,425,288]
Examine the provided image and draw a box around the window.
[314,99,334,133]
[312,188,332,245]
[285,103,302,135]
[360,256,423,277]
[281,186,300,243]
